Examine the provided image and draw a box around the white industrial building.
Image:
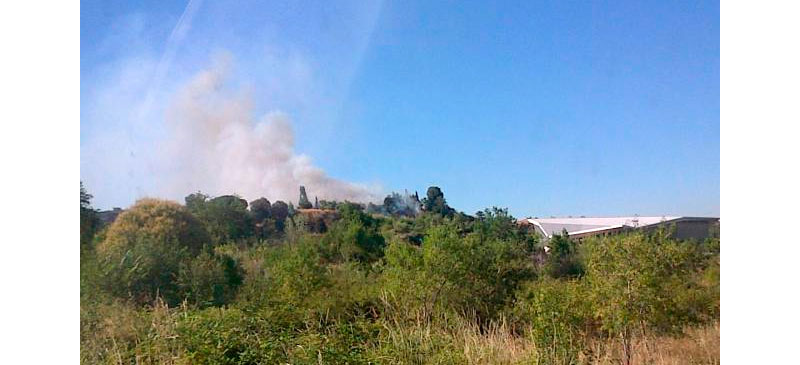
[521,216,719,241]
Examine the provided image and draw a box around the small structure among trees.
[298,186,312,209]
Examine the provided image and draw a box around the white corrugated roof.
[526,216,681,238]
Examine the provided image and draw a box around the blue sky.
[81,0,719,217]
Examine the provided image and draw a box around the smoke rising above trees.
[158,61,380,205]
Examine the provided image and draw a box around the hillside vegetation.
[80,184,719,364]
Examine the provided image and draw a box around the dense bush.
[100,198,210,255]
[320,204,385,264]
[177,251,244,307]
[513,278,593,363]
[383,222,535,323]
[177,306,380,364]
[82,189,719,364]
[80,182,99,250]
[583,230,716,364]
[95,198,244,306]
[265,236,329,307]
[544,233,585,279]
[177,307,286,364]
[186,194,254,244]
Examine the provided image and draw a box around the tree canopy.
[185,193,253,244]
[422,186,455,216]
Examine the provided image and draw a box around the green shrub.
[81,197,720,364]
[99,198,210,255]
[178,307,286,364]
[320,205,385,264]
[95,198,245,306]
[267,236,329,306]
[544,233,585,279]
[382,223,534,323]
[177,251,244,307]
[702,253,720,317]
[513,278,593,363]
[186,193,254,245]
[583,231,716,363]
[99,235,192,305]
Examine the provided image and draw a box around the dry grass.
[80,299,190,365]
[459,318,536,365]
[584,322,720,365]
[373,319,719,365]
[372,315,536,365]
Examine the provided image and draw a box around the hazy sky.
[80,0,719,218]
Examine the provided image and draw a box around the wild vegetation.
[80,183,719,364]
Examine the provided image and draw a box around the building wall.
[641,218,719,241]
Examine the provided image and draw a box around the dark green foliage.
[270,200,289,232]
[177,308,288,364]
[472,207,538,251]
[177,251,244,307]
[383,222,535,323]
[185,193,254,244]
[383,194,397,213]
[177,307,379,364]
[544,232,585,279]
[249,197,274,239]
[318,199,338,210]
[335,201,365,213]
[381,216,424,245]
[422,186,455,216]
[99,235,191,305]
[184,191,209,211]
[249,197,271,222]
[208,195,253,243]
[80,181,93,209]
[80,182,99,249]
[321,203,385,264]
[96,199,244,306]
[293,212,328,233]
[298,186,313,209]
[427,226,534,321]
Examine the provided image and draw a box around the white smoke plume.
[160,60,380,204]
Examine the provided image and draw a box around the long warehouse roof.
[523,216,693,238]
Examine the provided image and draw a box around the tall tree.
[80,181,93,210]
[249,197,274,239]
[249,197,271,222]
[383,194,398,215]
[422,186,455,216]
[184,193,253,244]
[185,191,209,211]
[80,182,99,248]
[271,200,289,232]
